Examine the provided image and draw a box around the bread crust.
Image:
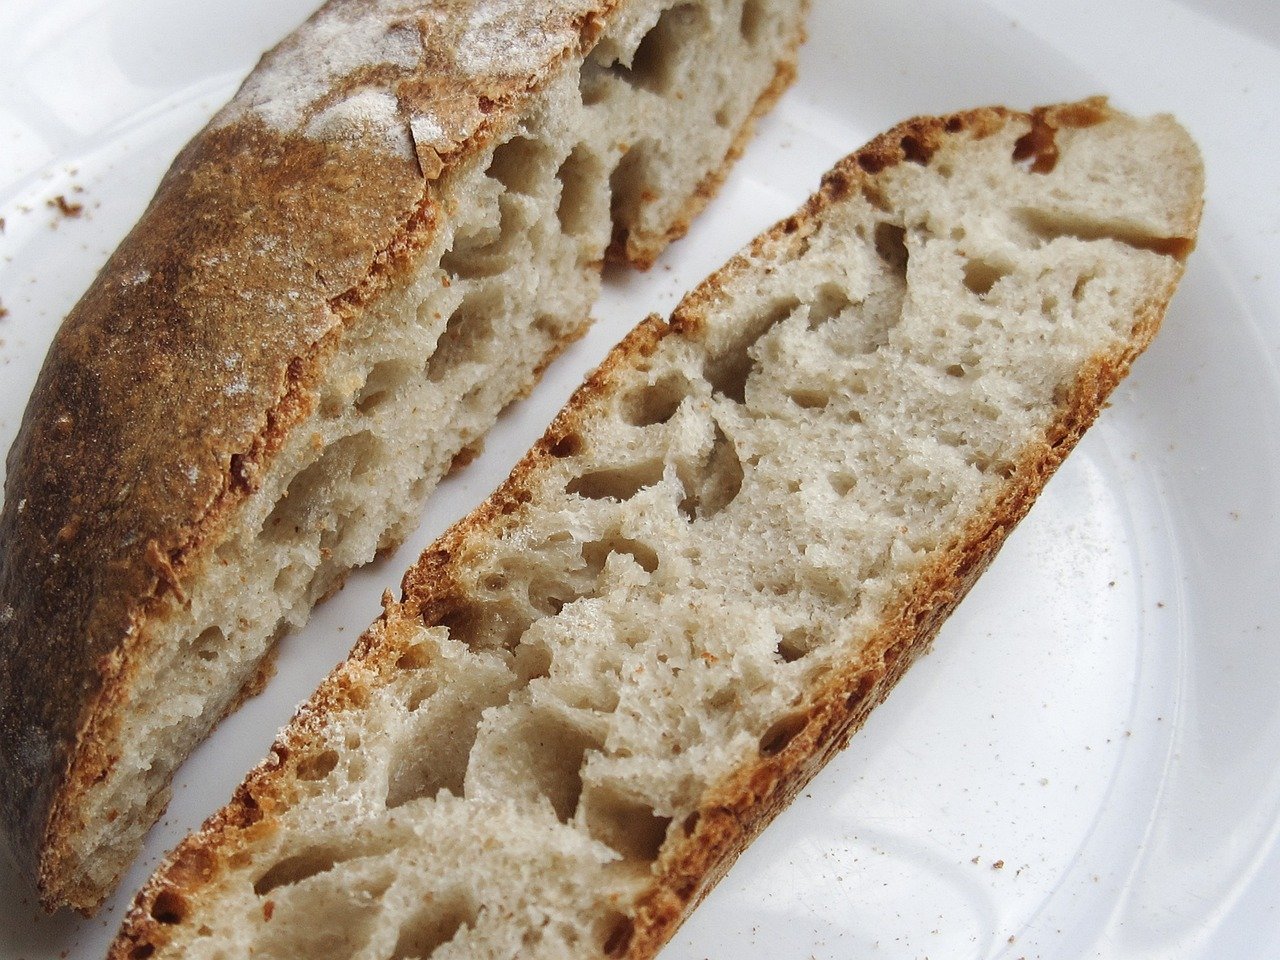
[104,98,1202,958]
[0,0,807,913]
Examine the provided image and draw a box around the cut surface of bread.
[109,98,1203,960]
[0,0,808,913]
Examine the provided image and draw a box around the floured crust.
[107,99,1202,958]
[0,0,806,912]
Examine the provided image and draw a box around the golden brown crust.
[107,99,1199,957]
[0,0,809,914]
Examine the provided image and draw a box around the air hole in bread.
[514,641,553,684]
[679,425,743,520]
[523,537,610,615]
[253,848,342,896]
[968,454,1016,479]
[788,388,830,410]
[705,296,800,403]
[805,284,853,329]
[602,913,635,958]
[253,873,393,958]
[776,628,812,663]
[439,197,521,280]
[262,432,377,546]
[427,293,496,382]
[396,643,433,671]
[435,600,528,650]
[355,359,414,415]
[512,711,603,822]
[149,889,189,925]
[609,143,654,243]
[715,101,733,129]
[582,535,660,575]
[1016,207,1193,259]
[583,783,672,861]
[623,372,689,426]
[758,710,808,756]
[578,57,609,107]
[566,458,665,501]
[496,488,531,517]
[547,432,583,463]
[527,575,581,617]
[488,136,549,195]
[556,146,605,238]
[193,625,224,662]
[404,676,440,712]
[295,749,340,782]
[128,944,155,960]
[873,221,908,275]
[828,471,856,496]
[388,893,477,960]
[609,4,705,94]
[740,0,768,43]
[962,257,1011,297]
[386,692,494,807]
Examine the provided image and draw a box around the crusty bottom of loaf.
[110,99,1201,959]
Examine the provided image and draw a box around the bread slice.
[108,98,1202,959]
[0,0,809,913]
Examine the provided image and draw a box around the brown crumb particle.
[992,859,1005,870]
[262,899,275,921]
[0,299,8,320]
[49,194,84,218]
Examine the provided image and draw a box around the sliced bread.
[0,0,810,913]
[108,98,1203,959]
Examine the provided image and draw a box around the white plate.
[2,1,1278,957]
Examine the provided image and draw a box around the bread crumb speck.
[49,194,84,218]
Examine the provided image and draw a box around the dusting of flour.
[216,0,423,139]
[307,88,415,158]
[453,0,578,75]
[215,0,599,157]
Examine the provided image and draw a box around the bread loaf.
[108,98,1203,959]
[0,0,809,912]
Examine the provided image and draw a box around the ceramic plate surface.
[1,1,1277,957]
